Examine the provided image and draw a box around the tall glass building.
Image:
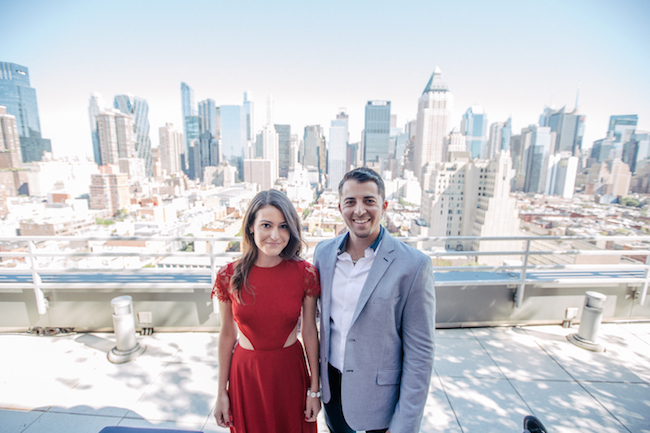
[88,93,105,166]
[303,125,322,169]
[243,91,254,141]
[608,115,638,142]
[363,101,391,164]
[198,99,217,137]
[181,82,196,155]
[220,105,247,180]
[113,94,153,177]
[461,106,488,159]
[274,124,291,178]
[523,125,553,194]
[0,62,51,162]
[540,106,585,156]
[328,110,348,189]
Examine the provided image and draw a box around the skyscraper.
[329,110,348,189]
[363,101,391,165]
[113,94,153,176]
[547,153,578,198]
[88,93,105,166]
[522,125,554,194]
[96,109,135,166]
[608,115,638,142]
[274,124,291,178]
[539,106,585,156]
[266,95,274,126]
[414,67,453,183]
[0,105,26,196]
[158,123,183,175]
[0,105,22,169]
[302,125,322,169]
[487,118,512,160]
[461,106,488,159]
[181,82,196,154]
[198,99,218,137]
[220,105,247,180]
[243,92,254,141]
[0,62,51,162]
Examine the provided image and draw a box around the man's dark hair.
[338,167,385,201]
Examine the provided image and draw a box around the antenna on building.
[575,82,581,111]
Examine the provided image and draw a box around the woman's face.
[251,205,290,261]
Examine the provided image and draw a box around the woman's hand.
[214,391,232,428]
[304,394,320,422]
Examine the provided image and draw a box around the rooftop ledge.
[1,234,650,331]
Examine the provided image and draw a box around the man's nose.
[354,202,365,215]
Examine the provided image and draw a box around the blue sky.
[1,0,649,159]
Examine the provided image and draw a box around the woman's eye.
[261,223,271,228]
[280,224,288,229]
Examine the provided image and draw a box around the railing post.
[638,254,650,306]
[209,239,219,314]
[28,240,47,315]
[515,239,531,308]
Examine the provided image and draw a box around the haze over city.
[2,0,649,160]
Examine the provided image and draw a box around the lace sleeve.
[302,261,321,298]
[211,264,232,302]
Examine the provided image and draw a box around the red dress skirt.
[214,259,320,433]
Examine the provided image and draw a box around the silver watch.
[307,388,321,398]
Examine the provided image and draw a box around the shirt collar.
[337,225,385,256]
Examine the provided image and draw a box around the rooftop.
[1,322,649,433]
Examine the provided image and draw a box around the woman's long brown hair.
[230,189,304,304]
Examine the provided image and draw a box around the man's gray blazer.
[314,230,436,433]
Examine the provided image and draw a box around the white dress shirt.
[329,228,384,372]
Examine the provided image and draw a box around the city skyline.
[2,0,649,160]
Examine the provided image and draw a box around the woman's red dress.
[213,259,320,433]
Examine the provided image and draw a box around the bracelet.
[307,388,321,398]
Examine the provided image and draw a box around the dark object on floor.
[523,415,549,433]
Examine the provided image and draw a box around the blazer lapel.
[320,238,340,326]
[350,233,395,326]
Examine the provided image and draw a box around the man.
[314,167,436,433]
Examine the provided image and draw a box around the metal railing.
[1,234,649,314]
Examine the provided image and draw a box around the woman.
[212,189,320,432]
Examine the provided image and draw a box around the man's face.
[339,179,388,240]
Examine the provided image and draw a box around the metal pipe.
[515,240,531,308]
[107,295,146,363]
[567,291,607,352]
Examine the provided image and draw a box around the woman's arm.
[302,295,320,422]
[214,300,237,428]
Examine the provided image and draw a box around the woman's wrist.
[307,388,322,399]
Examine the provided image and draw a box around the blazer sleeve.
[389,253,436,433]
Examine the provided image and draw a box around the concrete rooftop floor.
[1,322,649,433]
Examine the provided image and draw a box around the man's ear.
[338,202,342,213]
[382,201,388,212]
